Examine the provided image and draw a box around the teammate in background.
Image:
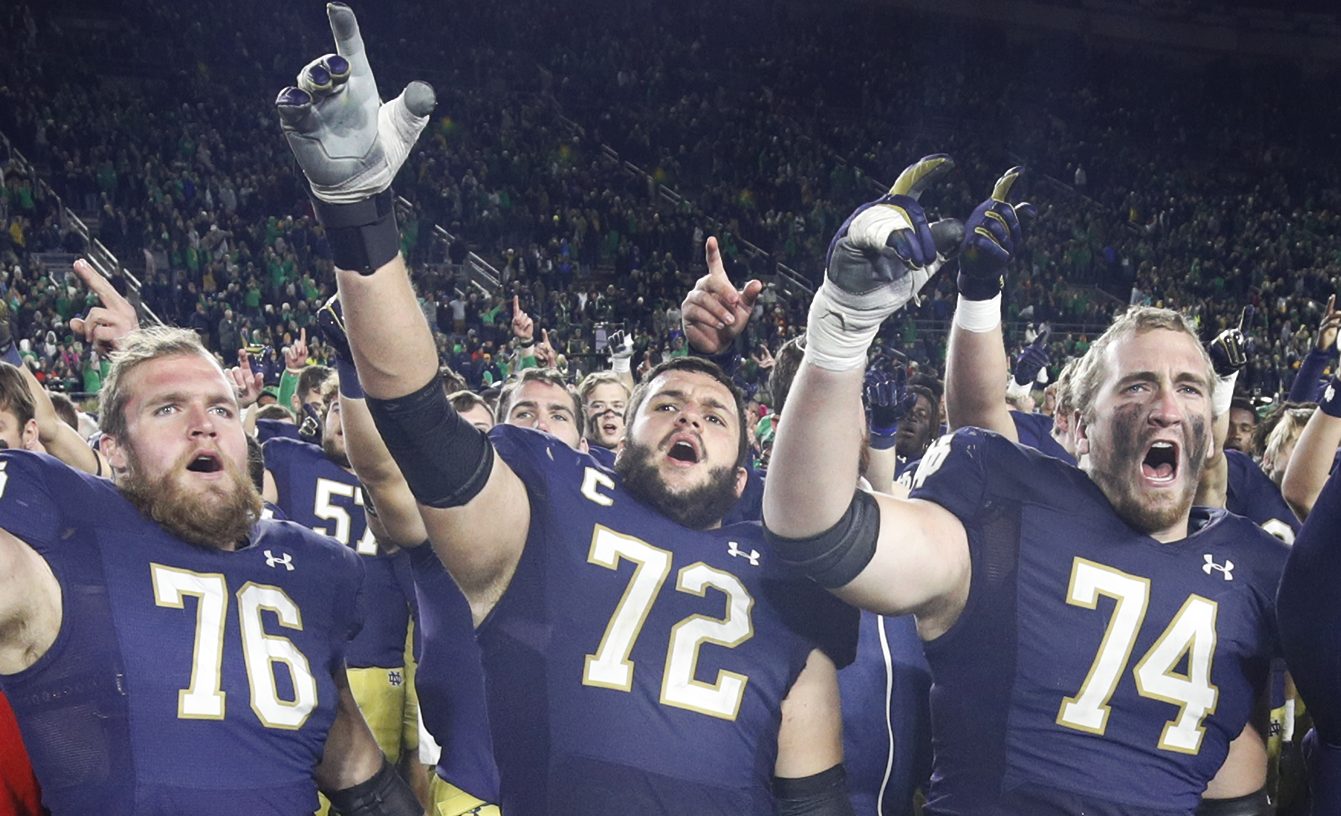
[1277,462,1341,814]
[451,391,495,433]
[1226,397,1259,455]
[261,375,422,804]
[318,298,501,816]
[578,370,630,467]
[274,10,857,811]
[764,165,1286,814]
[0,322,419,815]
[493,367,586,451]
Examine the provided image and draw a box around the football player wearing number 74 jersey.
[765,180,1288,815]
[0,325,424,815]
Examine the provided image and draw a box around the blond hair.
[1071,307,1215,422]
[99,327,222,439]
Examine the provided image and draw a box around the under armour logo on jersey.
[264,549,294,571]
[388,670,403,687]
[1327,383,1337,404]
[727,541,760,566]
[1202,553,1233,580]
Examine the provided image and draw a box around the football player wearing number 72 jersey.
[767,234,1288,813]
[0,326,423,815]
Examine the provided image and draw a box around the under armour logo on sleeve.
[727,541,760,566]
[1202,553,1233,580]
[265,549,295,571]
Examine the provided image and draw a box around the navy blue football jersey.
[256,417,301,444]
[587,444,617,469]
[481,424,857,815]
[0,451,364,816]
[839,612,933,816]
[264,437,412,669]
[1225,449,1299,543]
[1010,410,1076,465]
[909,428,1287,815]
[722,464,765,527]
[1278,453,1341,814]
[408,545,500,803]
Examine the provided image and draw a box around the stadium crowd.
[2,0,1341,814]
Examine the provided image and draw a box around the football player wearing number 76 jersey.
[765,179,1288,814]
[0,325,424,815]
[262,375,421,793]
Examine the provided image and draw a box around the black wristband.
[312,189,400,275]
[1321,375,1341,419]
[956,270,1004,301]
[323,756,421,816]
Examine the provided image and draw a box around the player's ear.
[20,418,38,451]
[733,466,748,500]
[577,437,589,454]
[101,434,129,472]
[1074,413,1092,457]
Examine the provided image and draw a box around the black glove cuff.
[323,755,421,816]
[957,271,1003,301]
[1320,376,1341,419]
[313,190,400,275]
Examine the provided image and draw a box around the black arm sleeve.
[323,756,421,816]
[773,764,855,816]
[1194,787,1270,816]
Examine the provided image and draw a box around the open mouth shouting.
[185,451,225,476]
[664,433,702,467]
[1140,439,1179,486]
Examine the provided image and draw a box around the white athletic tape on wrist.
[611,355,631,375]
[1212,371,1238,418]
[953,294,1003,333]
[804,283,886,371]
[1005,377,1032,400]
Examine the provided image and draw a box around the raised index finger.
[72,259,125,306]
[327,3,372,79]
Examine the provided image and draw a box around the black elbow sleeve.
[366,374,494,509]
[763,490,880,589]
[323,756,421,816]
[773,764,854,816]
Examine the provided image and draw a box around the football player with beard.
[274,8,857,812]
[765,172,1288,815]
[0,324,422,816]
[261,376,421,805]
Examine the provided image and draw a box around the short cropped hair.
[768,335,806,415]
[0,363,35,428]
[578,370,630,405]
[1071,307,1215,422]
[450,390,493,419]
[297,365,334,403]
[497,368,584,437]
[626,356,749,470]
[256,403,295,423]
[100,327,222,439]
[439,365,467,395]
[48,391,80,430]
[1051,357,1080,418]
